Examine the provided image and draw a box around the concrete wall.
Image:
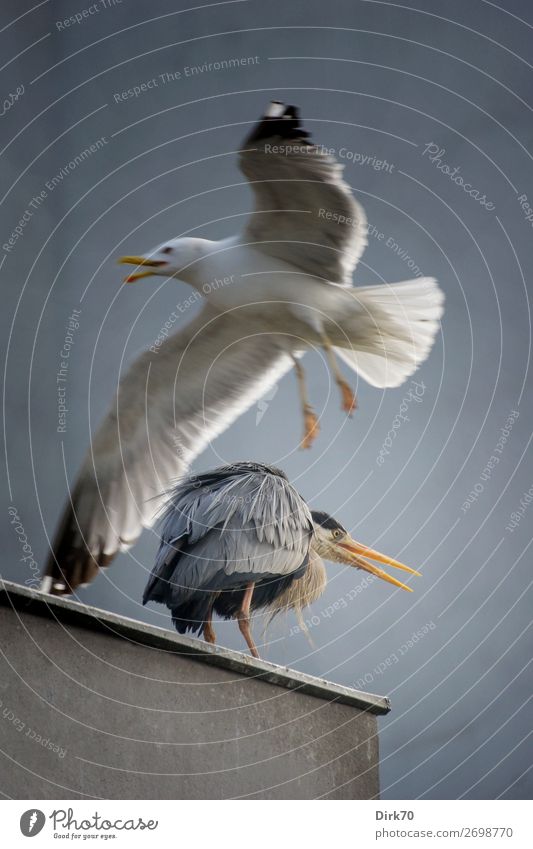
[0,581,388,799]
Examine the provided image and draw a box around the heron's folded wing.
[239,103,368,285]
[44,306,293,593]
[144,468,313,609]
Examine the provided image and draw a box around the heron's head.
[118,237,210,284]
[310,510,420,592]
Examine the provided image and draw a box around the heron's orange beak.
[337,536,420,592]
[118,256,167,283]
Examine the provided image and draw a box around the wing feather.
[44,307,293,593]
[240,102,367,284]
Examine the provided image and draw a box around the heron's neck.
[285,550,327,608]
[297,551,327,608]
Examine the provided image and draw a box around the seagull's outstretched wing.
[43,307,292,595]
[239,101,368,285]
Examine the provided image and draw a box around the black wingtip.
[244,101,311,145]
[43,491,115,595]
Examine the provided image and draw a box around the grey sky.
[1,0,532,799]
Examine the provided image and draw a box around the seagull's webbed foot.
[300,404,320,449]
[338,380,358,416]
[320,333,358,417]
[292,356,320,450]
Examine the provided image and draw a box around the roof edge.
[0,579,390,715]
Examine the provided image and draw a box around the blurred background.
[1,0,531,799]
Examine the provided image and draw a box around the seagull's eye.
[162,246,173,255]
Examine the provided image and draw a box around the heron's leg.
[203,603,216,646]
[292,355,320,449]
[237,582,259,658]
[321,333,357,415]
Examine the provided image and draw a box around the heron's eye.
[162,246,173,255]
[332,529,343,539]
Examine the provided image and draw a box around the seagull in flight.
[42,101,443,595]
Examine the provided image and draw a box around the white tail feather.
[334,277,444,388]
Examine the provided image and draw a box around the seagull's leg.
[321,333,357,415]
[292,355,320,449]
[203,602,217,646]
[237,583,259,658]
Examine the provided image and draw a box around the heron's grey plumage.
[143,463,313,634]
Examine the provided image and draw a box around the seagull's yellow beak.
[336,536,421,592]
[118,256,167,283]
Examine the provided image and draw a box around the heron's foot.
[300,404,320,450]
[204,621,216,645]
[237,582,259,658]
[338,380,357,416]
[238,614,260,659]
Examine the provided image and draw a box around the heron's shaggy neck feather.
[267,549,326,630]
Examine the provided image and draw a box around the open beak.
[118,255,167,283]
[337,536,421,592]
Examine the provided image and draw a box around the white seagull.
[43,101,443,595]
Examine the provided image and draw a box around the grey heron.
[142,462,419,658]
[43,100,441,596]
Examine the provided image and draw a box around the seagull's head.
[118,237,209,284]
[310,510,420,591]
